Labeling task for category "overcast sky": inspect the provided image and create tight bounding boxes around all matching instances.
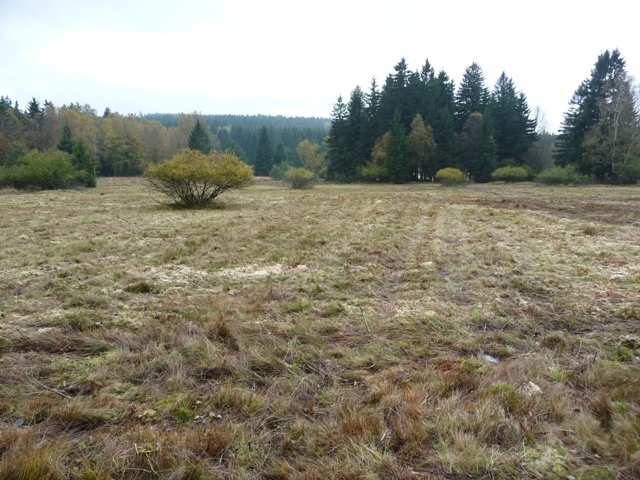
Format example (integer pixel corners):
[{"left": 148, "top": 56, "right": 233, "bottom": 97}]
[{"left": 1, "top": 0, "right": 638, "bottom": 131}]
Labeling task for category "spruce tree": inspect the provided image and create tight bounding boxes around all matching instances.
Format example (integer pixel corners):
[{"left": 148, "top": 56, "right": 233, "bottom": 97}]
[
  {"left": 57, "top": 125, "right": 74, "bottom": 154},
  {"left": 516, "top": 93, "right": 538, "bottom": 160},
  {"left": 346, "top": 86, "right": 367, "bottom": 179},
  {"left": 364, "top": 78, "right": 381, "bottom": 153},
  {"left": 188, "top": 120, "right": 212, "bottom": 154},
  {"left": 378, "top": 58, "right": 413, "bottom": 132},
  {"left": 327, "top": 96, "right": 350, "bottom": 180},
  {"left": 273, "top": 142, "right": 287, "bottom": 165},
  {"left": 385, "top": 111, "right": 410, "bottom": 183},
  {"left": 455, "top": 63, "right": 489, "bottom": 129},
  {"left": 431, "top": 71, "right": 457, "bottom": 171},
  {"left": 555, "top": 50, "right": 627, "bottom": 169},
  {"left": 581, "top": 56, "right": 639, "bottom": 181},
  {"left": 24, "top": 98, "right": 44, "bottom": 150},
  {"left": 419, "top": 59, "right": 436, "bottom": 120},
  {"left": 405, "top": 71, "right": 424, "bottom": 127},
  {"left": 420, "top": 59, "right": 435, "bottom": 84},
  {"left": 490, "top": 73, "right": 537, "bottom": 164},
  {"left": 254, "top": 126, "right": 273, "bottom": 176},
  {"left": 26, "top": 98, "right": 42, "bottom": 120}
]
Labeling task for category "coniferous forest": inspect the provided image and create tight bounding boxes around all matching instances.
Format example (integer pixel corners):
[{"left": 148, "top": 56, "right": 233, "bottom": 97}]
[
  {"left": 326, "top": 58, "right": 539, "bottom": 183},
  {"left": 327, "top": 50, "right": 639, "bottom": 184}
]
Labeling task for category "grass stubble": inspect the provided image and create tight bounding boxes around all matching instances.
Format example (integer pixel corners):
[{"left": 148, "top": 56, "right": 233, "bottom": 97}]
[{"left": 0, "top": 178, "right": 639, "bottom": 479}]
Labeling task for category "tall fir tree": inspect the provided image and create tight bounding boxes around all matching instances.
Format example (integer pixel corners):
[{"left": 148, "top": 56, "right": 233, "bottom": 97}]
[
  {"left": 580, "top": 55, "right": 639, "bottom": 181},
  {"left": 25, "top": 97, "right": 44, "bottom": 150},
  {"left": 378, "top": 58, "right": 413, "bottom": 132},
  {"left": 385, "top": 111, "right": 410, "bottom": 183},
  {"left": 405, "top": 71, "right": 424, "bottom": 127},
  {"left": 254, "top": 126, "right": 274, "bottom": 176},
  {"left": 273, "top": 142, "right": 287, "bottom": 165},
  {"left": 431, "top": 71, "right": 457, "bottom": 171},
  {"left": 419, "top": 59, "right": 436, "bottom": 120},
  {"left": 345, "top": 86, "right": 368, "bottom": 179},
  {"left": 490, "top": 72, "right": 537, "bottom": 164},
  {"left": 515, "top": 93, "right": 538, "bottom": 158},
  {"left": 188, "top": 119, "right": 212, "bottom": 154},
  {"left": 364, "top": 78, "right": 381, "bottom": 154},
  {"left": 555, "top": 49, "right": 626, "bottom": 169},
  {"left": 455, "top": 63, "right": 489, "bottom": 129},
  {"left": 327, "top": 96, "right": 351, "bottom": 180},
  {"left": 26, "top": 98, "right": 42, "bottom": 120}
]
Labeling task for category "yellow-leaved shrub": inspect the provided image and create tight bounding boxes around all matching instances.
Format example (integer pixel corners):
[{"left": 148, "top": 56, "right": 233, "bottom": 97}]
[
  {"left": 435, "top": 167, "right": 465, "bottom": 186},
  {"left": 145, "top": 150, "right": 253, "bottom": 206},
  {"left": 285, "top": 167, "right": 315, "bottom": 189}
]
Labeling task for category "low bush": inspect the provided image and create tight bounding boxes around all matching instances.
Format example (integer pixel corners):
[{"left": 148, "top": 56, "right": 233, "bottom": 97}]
[
  {"left": 0, "top": 149, "right": 84, "bottom": 190},
  {"left": 358, "top": 162, "right": 387, "bottom": 182},
  {"left": 145, "top": 150, "right": 253, "bottom": 207},
  {"left": 435, "top": 167, "right": 465, "bottom": 186},
  {"left": 270, "top": 162, "right": 292, "bottom": 180},
  {"left": 285, "top": 167, "right": 314, "bottom": 189},
  {"left": 491, "top": 165, "right": 531, "bottom": 182},
  {"left": 536, "top": 165, "right": 591, "bottom": 185}
]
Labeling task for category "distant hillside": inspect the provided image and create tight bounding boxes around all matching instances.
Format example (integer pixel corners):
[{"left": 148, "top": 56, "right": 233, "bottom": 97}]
[
  {"left": 145, "top": 113, "right": 330, "bottom": 130},
  {"left": 144, "top": 114, "right": 330, "bottom": 166}
]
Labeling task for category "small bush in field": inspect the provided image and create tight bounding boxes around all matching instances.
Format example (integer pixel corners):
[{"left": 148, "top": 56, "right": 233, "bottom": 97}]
[
  {"left": 358, "top": 162, "right": 387, "bottom": 182},
  {"left": 285, "top": 167, "right": 314, "bottom": 189},
  {"left": 145, "top": 150, "right": 253, "bottom": 207},
  {"left": 0, "top": 149, "right": 83, "bottom": 190},
  {"left": 269, "top": 162, "right": 291, "bottom": 180},
  {"left": 536, "top": 165, "right": 591, "bottom": 185},
  {"left": 435, "top": 167, "right": 465, "bottom": 186},
  {"left": 491, "top": 166, "right": 531, "bottom": 182}
]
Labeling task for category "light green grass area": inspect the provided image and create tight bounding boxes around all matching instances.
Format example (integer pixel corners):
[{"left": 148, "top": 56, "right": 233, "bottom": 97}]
[{"left": 1, "top": 178, "right": 639, "bottom": 479}]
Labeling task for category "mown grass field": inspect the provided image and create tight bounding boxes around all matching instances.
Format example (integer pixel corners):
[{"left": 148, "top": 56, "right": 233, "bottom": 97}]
[{"left": 1, "top": 178, "right": 639, "bottom": 480}]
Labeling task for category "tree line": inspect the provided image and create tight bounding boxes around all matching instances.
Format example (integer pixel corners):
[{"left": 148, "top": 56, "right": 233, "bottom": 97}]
[
  {"left": 145, "top": 113, "right": 328, "bottom": 172},
  {"left": 0, "top": 100, "right": 329, "bottom": 176},
  {"left": 186, "top": 118, "right": 327, "bottom": 179},
  {"left": 326, "top": 58, "right": 541, "bottom": 183},
  {"left": 327, "top": 51, "right": 639, "bottom": 184}
]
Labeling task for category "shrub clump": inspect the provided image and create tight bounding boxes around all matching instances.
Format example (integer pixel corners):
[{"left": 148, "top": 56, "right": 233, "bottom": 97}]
[
  {"left": 270, "top": 162, "right": 292, "bottom": 180},
  {"left": 435, "top": 167, "right": 465, "bottom": 186},
  {"left": 285, "top": 167, "right": 315, "bottom": 189},
  {"left": 145, "top": 150, "right": 253, "bottom": 207},
  {"left": 358, "top": 162, "right": 387, "bottom": 182},
  {"left": 536, "top": 165, "right": 591, "bottom": 185},
  {"left": 0, "top": 150, "right": 86, "bottom": 190},
  {"left": 491, "top": 165, "right": 531, "bottom": 182}
]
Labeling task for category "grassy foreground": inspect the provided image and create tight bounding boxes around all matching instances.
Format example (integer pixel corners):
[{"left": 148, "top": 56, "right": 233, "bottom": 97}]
[{"left": 1, "top": 178, "right": 639, "bottom": 479}]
